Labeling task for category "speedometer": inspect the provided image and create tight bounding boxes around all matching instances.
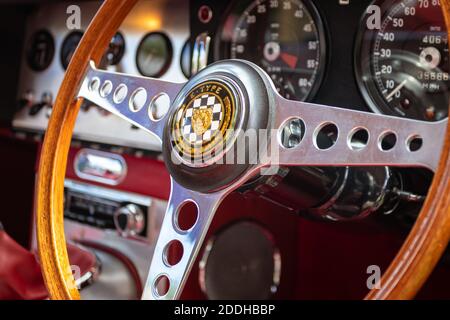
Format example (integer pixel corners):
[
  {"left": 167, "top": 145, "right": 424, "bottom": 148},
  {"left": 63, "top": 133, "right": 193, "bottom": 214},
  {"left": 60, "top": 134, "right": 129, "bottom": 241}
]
[
  {"left": 355, "top": 0, "right": 449, "bottom": 121},
  {"left": 216, "top": 0, "right": 326, "bottom": 101}
]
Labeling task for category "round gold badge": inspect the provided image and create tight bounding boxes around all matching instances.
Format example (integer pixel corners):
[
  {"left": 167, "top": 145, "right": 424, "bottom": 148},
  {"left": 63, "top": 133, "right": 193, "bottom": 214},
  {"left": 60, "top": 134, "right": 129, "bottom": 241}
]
[{"left": 171, "top": 80, "right": 237, "bottom": 163}]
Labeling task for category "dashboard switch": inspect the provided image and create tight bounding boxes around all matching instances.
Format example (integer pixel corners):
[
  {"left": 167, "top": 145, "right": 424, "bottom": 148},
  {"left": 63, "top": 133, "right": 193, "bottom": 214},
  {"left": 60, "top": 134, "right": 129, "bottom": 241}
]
[
  {"left": 29, "top": 102, "right": 46, "bottom": 116},
  {"left": 18, "top": 90, "right": 34, "bottom": 110},
  {"left": 198, "top": 5, "right": 213, "bottom": 24},
  {"left": 113, "top": 204, "right": 145, "bottom": 237},
  {"left": 29, "top": 91, "right": 52, "bottom": 116}
]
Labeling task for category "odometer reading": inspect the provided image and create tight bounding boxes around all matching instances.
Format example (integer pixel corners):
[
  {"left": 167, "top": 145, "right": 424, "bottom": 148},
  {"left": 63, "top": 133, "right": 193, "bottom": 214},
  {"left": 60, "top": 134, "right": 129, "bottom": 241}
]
[
  {"left": 217, "top": 0, "right": 326, "bottom": 101},
  {"left": 356, "top": 0, "right": 449, "bottom": 121}
]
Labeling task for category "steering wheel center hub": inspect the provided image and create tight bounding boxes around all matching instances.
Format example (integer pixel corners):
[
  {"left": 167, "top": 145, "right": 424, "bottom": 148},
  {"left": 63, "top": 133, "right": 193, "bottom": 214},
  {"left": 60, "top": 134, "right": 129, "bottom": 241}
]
[
  {"left": 162, "top": 60, "right": 272, "bottom": 192},
  {"left": 170, "top": 80, "right": 239, "bottom": 166}
]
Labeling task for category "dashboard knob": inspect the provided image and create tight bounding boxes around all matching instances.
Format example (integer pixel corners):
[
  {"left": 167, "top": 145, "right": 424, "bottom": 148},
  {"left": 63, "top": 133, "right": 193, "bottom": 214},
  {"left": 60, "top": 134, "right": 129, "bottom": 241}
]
[
  {"left": 18, "top": 90, "right": 34, "bottom": 110},
  {"left": 29, "top": 91, "right": 53, "bottom": 116},
  {"left": 113, "top": 204, "right": 145, "bottom": 236},
  {"left": 29, "top": 102, "right": 46, "bottom": 116}
]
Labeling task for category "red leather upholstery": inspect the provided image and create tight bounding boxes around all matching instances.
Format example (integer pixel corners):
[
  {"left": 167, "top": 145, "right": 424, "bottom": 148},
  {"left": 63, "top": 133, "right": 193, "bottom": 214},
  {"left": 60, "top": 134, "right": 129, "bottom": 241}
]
[
  {"left": 0, "top": 230, "right": 47, "bottom": 300},
  {"left": 0, "top": 229, "right": 97, "bottom": 300}
]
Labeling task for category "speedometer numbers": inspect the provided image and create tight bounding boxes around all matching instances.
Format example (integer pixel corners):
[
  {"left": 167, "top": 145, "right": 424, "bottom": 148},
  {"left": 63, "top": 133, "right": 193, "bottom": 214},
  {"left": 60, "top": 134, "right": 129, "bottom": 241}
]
[
  {"left": 356, "top": 0, "right": 449, "bottom": 121},
  {"left": 216, "top": 0, "right": 326, "bottom": 101}
]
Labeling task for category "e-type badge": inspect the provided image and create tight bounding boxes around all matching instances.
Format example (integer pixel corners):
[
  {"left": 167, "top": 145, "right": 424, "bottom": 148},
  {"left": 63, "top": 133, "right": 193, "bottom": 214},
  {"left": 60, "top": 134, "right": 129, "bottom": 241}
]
[{"left": 171, "top": 80, "right": 237, "bottom": 162}]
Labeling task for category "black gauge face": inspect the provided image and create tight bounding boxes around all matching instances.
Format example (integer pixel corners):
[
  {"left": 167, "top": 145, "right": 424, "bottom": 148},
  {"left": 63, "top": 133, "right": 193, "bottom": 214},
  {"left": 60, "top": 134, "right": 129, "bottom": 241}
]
[
  {"left": 105, "top": 32, "right": 125, "bottom": 66},
  {"left": 136, "top": 32, "right": 173, "bottom": 77},
  {"left": 356, "top": 0, "right": 449, "bottom": 121},
  {"left": 61, "top": 31, "right": 83, "bottom": 70},
  {"left": 27, "top": 30, "right": 55, "bottom": 71},
  {"left": 216, "top": 0, "right": 326, "bottom": 101}
]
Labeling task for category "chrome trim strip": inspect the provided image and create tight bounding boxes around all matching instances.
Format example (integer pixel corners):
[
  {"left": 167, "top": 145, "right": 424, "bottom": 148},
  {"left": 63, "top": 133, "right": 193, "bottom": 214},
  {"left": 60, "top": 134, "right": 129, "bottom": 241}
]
[
  {"left": 74, "top": 148, "right": 128, "bottom": 186},
  {"left": 64, "top": 179, "right": 152, "bottom": 207}
]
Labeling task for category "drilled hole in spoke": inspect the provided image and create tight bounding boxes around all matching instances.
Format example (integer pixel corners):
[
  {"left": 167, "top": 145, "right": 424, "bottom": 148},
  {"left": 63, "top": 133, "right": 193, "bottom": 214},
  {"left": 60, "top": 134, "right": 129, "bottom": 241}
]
[
  {"left": 175, "top": 201, "right": 198, "bottom": 232},
  {"left": 163, "top": 240, "right": 184, "bottom": 266},
  {"left": 100, "top": 80, "right": 113, "bottom": 97},
  {"left": 407, "top": 135, "right": 423, "bottom": 152},
  {"left": 89, "top": 77, "right": 100, "bottom": 92},
  {"left": 129, "top": 88, "right": 147, "bottom": 112},
  {"left": 113, "top": 84, "right": 128, "bottom": 104},
  {"left": 314, "top": 123, "right": 338, "bottom": 150},
  {"left": 153, "top": 275, "right": 170, "bottom": 297},
  {"left": 348, "top": 127, "right": 369, "bottom": 151},
  {"left": 379, "top": 132, "right": 397, "bottom": 151},
  {"left": 279, "top": 118, "right": 305, "bottom": 149},
  {"left": 149, "top": 93, "right": 170, "bottom": 121}
]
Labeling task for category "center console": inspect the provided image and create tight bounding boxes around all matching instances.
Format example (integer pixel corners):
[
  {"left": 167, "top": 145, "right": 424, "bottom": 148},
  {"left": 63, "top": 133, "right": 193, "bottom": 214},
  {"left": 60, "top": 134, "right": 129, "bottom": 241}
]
[{"left": 63, "top": 179, "right": 167, "bottom": 299}]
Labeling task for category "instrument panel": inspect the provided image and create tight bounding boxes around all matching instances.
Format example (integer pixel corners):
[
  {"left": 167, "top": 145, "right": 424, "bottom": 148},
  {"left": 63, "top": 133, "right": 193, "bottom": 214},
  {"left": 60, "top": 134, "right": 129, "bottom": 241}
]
[
  {"left": 12, "top": 0, "right": 450, "bottom": 153},
  {"left": 214, "top": 0, "right": 449, "bottom": 120},
  {"left": 14, "top": 0, "right": 189, "bottom": 151}
]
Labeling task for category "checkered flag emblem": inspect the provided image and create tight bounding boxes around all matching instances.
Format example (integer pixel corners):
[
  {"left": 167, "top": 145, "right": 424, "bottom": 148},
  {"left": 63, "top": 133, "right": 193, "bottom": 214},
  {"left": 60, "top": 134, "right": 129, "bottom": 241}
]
[{"left": 181, "top": 94, "right": 223, "bottom": 144}]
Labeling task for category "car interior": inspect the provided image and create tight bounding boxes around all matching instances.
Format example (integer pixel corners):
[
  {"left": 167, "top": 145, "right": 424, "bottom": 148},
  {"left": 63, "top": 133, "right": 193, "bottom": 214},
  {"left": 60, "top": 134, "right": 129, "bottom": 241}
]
[{"left": 0, "top": 0, "right": 449, "bottom": 300}]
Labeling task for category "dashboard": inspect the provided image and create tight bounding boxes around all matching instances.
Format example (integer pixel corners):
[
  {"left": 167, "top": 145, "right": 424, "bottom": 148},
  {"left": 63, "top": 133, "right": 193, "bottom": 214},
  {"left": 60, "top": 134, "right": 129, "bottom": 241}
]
[
  {"left": 12, "top": 0, "right": 449, "bottom": 152},
  {"left": 2, "top": 0, "right": 450, "bottom": 300}
]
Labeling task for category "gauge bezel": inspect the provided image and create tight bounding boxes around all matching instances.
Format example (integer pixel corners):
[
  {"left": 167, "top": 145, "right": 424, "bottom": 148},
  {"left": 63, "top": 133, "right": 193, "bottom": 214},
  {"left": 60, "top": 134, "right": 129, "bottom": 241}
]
[
  {"left": 135, "top": 31, "right": 173, "bottom": 78},
  {"left": 213, "top": 0, "right": 327, "bottom": 102},
  {"left": 354, "top": 0, "right": 449, "bottom": 121}
]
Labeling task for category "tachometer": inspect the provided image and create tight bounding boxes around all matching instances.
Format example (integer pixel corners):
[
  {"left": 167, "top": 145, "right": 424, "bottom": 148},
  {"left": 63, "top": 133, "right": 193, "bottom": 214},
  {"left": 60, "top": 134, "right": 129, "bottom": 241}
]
[
  {"left": 216, "top": 0, "right": 326, "bottom": 101},
  {"left": 355, "top": 0, "right": 449, "bottom": 121}
]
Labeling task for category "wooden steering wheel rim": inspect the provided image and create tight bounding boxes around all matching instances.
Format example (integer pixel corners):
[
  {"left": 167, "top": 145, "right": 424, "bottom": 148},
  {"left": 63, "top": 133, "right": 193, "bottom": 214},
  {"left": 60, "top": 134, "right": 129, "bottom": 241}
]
[{"left": 36, "top": 0, "right": 450, "bottom": 300}]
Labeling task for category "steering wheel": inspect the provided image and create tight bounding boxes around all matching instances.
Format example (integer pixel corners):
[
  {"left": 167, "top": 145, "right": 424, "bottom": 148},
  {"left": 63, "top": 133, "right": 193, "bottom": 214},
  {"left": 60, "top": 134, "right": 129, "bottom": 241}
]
[{"left": 36, "top": 0, "right": 450, "bottom": 300}]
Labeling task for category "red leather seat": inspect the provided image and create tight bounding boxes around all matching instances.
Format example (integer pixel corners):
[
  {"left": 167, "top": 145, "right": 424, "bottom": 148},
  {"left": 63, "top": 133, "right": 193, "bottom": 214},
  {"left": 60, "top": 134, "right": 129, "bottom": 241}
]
[{"left": 0, "top": 228, "right": 96, "bottom": 300}]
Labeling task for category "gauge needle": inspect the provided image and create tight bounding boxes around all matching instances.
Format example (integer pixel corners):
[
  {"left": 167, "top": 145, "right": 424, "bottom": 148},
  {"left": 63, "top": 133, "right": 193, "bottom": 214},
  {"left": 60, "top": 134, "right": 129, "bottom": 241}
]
[
  {"left": 280, "top": 52, "right": 298, "bottom": 69},
  {"left": 386, "top": 79, "right": 408, "bottom": 101}
]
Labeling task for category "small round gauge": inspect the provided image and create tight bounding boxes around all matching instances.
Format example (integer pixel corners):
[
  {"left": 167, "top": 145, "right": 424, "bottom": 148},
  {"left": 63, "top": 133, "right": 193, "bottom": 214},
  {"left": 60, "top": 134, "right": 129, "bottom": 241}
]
[
  {"left": 60, "top": 31, "right": 83, "bottom": 70},
  {"left": 180, "top": 39, "right": 191, "bottom": 79},
  {"left": 26, "top": 30, "right": 55, "bottom": 71},
  {"left": 216, "top": 0, "right": 326, "bottom": 101},
  {"left": 136, "top": 32, "right": 173, "bottom": 77},
  {"left": 355, "top": 0, "right": 449, "bottom": 121},
  {"left": 105, "top": 32, "right": 125, "bottom": 66}
]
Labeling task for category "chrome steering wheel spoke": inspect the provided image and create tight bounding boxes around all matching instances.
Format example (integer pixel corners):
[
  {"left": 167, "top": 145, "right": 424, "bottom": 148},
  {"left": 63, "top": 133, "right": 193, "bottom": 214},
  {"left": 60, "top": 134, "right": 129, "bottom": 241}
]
[
  {"left": 78, "top": 61, "right": 185, "bottom": 142},
  {"left": 141, "top": 179, "right": 227, "bottom": 300},
  {"left": 272, "top": 95, "right": 448, "bottom": 172}
]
